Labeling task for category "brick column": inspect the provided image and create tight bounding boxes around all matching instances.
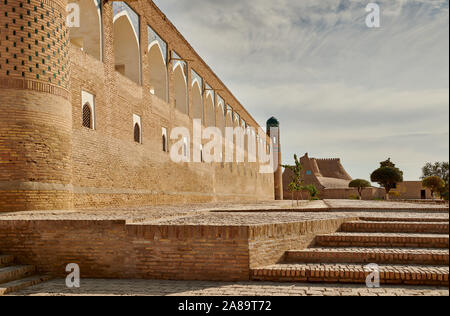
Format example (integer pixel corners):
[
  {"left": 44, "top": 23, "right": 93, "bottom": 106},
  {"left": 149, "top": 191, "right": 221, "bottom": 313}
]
[{"left": 0, "top": 0, "right": 73, "bottom": 211}]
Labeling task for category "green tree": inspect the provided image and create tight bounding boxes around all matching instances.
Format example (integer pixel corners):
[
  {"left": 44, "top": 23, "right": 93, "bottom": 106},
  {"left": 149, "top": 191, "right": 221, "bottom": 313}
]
[
  {"left": 349, "top": 179, "right": 371, "bottom": 200},
  {"left": 370, "top": 158, "right": 404, "bottom": 200},
  {"left": 380, "top": 158, "right": 397, "bottom": 168},
  {"left": 421, "top": 162, "right": 449, "bottom": 199},
  {"left": 422, "top": 176, "right": 445, "bottom": 200},
  {"left": 282, "top": 154, "right": 304, "bottom": 206}
]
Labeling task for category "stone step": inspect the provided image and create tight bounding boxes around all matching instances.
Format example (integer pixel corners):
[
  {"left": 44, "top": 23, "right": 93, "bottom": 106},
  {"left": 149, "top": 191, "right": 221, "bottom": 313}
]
[
  {"left": 251, "top": 263, "right": 449, "bottom": 286},
  {"left": 0, "top": 275, "right": 52, "bottom": 296},
  {"left": 359, "top": 217, "right": 449, "bottom": 223},
  {"left": 0, "top": 255, "right": 14, "bottom": 268},
  {"left": 285, "top": 248, "right": 449, "bottom": 265},
  {"left": 341, "top": 221, "right": 449, "bottom": 234},
  {"left": 315, "top": 233, "right": 449, "bottom": 248},
  {"left": 0, "top": 265, "right": 36, "bottom": 284}
]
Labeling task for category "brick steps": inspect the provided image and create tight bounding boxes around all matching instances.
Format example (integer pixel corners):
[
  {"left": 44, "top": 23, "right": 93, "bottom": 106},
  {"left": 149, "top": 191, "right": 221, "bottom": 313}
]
[
  {"left": 0, "top": 275, "right": 52, "bottom": 296},
  {"left": 0, "top": 255, "right": 14, "bottom": 268},
  {"left": 285, "top": 248, "right": 449, "bottom": 265},
  {"left": 340, "top": 221, "right": 449, "bottom": 234},
  {"left": 315, "top": 233, "right": 449, "bottom": 248},
  {"left": 0, "top": 254, "right": 50, "bottom": 296},
  {"left": 0, "top": 265, "right": 36, "bottom": 284},
  {"left": 359, "top": 217, "right": 449, "bottom": 223},
  {"left": 251, "top": 264, "right": 449, "bottom": 286},
  {"left": 252, "top": 216, "right": 450, "bottom": 287}
]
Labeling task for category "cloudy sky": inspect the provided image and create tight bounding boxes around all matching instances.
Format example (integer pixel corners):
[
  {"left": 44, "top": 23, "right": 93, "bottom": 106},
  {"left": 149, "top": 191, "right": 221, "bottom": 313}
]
[{"left": 154, "top": 0, "right": 449, "bottom": 181}]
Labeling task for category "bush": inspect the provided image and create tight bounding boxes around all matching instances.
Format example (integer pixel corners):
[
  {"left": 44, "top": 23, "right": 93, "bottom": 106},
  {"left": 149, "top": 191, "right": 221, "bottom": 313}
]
[
  {"left": 388, "top": 191, "right": 401, "bottom": 199},
  {"left": 303, "top": 184, "right": 319, "bottom": 199},
  {"left": 349, "top": 194, "right": 360, "bottom": 200}
]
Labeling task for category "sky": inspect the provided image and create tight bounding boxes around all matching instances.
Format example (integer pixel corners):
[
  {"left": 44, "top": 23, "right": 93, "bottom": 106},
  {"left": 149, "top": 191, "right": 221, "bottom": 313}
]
[{"left": 153, "top": 0, "right": 449, "bottom": 181}]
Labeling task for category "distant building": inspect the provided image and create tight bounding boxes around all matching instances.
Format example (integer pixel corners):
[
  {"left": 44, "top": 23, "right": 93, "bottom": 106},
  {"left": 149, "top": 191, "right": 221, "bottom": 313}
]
[
  {"left": 283, "top": 153, "right": 384, "bottom": 200},
  {"left": 390, "top": 181, "right": 433, "bottom": 200}
]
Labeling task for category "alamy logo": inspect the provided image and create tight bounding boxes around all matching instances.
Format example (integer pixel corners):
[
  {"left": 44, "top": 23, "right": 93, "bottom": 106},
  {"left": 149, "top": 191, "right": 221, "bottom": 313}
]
[
  {"left": 168, "top": 120, "right": 280, "bottom": 174},
  {"left": 366, "top": 3, "right": 381, "bottom": 28},
  {"left": 65, "top": 263, "right": 80, "bottom": 288},
  {"left": 365, "top": 263, "right": 380, "bottom": 288},
  {"left": 66, "top": 4, "right": 80, "bottom": 28}
]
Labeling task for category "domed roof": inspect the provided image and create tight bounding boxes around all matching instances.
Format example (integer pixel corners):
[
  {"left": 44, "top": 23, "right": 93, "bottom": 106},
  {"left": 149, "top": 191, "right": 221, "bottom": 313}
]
[{"left": 266, "top": 116, "right": 280, "bottom": 127}]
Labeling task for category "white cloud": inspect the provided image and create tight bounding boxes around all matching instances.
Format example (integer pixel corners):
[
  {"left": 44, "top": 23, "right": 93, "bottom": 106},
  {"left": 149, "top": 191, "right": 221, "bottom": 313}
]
[{"left": 154, "top": 0, "right": 449, "bottom": 180}]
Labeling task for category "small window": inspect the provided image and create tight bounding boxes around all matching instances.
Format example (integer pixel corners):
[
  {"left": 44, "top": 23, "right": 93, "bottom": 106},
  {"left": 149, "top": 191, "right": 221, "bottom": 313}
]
[
  {"left": 134, "top": 123, "right": 141, "bottom": 143},
  {"left": 162, "top": 127, "right": 168, "bottom": 152},
  {"left": 81, "top": 91, "right": 95, "bottom": 129},
  {"left": 82, "top": 103, "right": 92, "bottom": 129},
  {"left": 133, "top": 114, "right": 142, "bottom": 144},
  {"left": 200, "top": 144, "right": 203, "bottom": 162}
]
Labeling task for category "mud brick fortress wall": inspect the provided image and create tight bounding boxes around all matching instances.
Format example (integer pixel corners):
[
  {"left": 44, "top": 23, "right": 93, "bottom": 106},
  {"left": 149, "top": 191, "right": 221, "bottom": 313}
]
[
  {"left": 283, "top": 153, "right": 385, "bottom": 200},
  {"left": 0, "top": 0, "right": 275, "bottom": 212}
]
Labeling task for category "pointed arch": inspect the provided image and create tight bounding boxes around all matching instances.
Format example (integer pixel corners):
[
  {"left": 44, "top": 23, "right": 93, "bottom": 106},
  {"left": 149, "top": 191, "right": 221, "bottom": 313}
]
[
  {"left": 113, "top": 12, "right": 140, "bottom": 84},
  {"left": 134, "top": 123, "right": 141, "bottom": 143},
  {"left": 225, "top": 106, "right": 233, "bottom": 127},
  {"left": 69, "top": 0, "right": 102, "bottom": 60},
  {"left": 148, "top": 41, "right": 168, "bottom": 101},
  {"left": 205, "top": 93, "right": 215, "bottom": 128},
  {"left": 191, "top": 80, "right": 203, "bottom": 122},
  {"left": 216, "top": 103, "right": 225, "bottom": 136},
  {"left": 174, "top": 63, "right": 188, "bottom": 114}
]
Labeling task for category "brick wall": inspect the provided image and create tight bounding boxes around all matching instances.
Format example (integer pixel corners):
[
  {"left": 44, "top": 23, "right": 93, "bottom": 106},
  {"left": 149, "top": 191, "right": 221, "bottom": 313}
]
[
  {"left": 390, "top": 181, "right": 433, "bottom": 200},
  {"left": 0, "top": 219, "right": 248, "bottom": 281},
  {"left": 321, "top": 188, "right": 385, "bottom": 200},
  {"left": 0, "top": 0, "right": 275, "bottom": 212},
  {"left": 0, "top": 217, "right": 352, "bottom": 281}
]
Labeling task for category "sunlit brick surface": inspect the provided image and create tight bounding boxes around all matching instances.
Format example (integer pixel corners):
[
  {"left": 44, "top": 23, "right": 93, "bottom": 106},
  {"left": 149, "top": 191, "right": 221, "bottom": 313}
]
[
  {"left": 7, "top": 279, "right": 450, "bottom": 296},
  {"left": 0, "top": 0, "right": 275, "bottom": 212}
]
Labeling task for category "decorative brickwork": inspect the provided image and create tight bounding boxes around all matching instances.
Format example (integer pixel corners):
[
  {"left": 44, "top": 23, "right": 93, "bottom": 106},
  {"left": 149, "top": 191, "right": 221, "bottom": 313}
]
[{"left": 0, "top": 0, "right": 70, "bottom": 89}]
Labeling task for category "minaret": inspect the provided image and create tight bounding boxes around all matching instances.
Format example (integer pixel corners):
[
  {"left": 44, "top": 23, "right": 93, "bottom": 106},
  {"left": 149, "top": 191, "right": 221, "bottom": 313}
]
[
  {"left": 267, "top": 117, "right": 283, "bottom": 200},
  {"left": 0, "top": 0, "right": 73, "bottom": 211}
]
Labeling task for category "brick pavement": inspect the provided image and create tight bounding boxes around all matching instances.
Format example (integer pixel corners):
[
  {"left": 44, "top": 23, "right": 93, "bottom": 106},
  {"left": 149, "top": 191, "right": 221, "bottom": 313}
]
[{"left": 7, "top": 279, "right": 449, "bottom": 296}]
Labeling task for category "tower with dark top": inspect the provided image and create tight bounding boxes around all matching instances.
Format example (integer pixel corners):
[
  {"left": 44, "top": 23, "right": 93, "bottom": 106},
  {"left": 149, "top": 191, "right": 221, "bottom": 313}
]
[{"left": 267, "top": 117, "right": 283, "bottom": 200}]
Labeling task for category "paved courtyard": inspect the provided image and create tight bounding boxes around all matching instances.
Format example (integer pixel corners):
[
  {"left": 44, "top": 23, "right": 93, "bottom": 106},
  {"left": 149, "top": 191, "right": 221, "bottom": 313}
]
[
  {"left": 8, "top": 279, "right": 449, "bottom": 296},
  {"left": 0, "top": 200, "right": 447, "bottom": 224},
  {"left": 1, "top": 200, "right": 448, "bottom": 296}
]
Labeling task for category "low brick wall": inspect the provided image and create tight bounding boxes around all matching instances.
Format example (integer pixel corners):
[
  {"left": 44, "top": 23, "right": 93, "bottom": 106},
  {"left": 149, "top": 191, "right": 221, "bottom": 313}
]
[
  {"left": 248, "top": 217, "right": 358, "bottom": 269},
  {"left": 0, "top": 217, "right": 354, "bottom": 281}
]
